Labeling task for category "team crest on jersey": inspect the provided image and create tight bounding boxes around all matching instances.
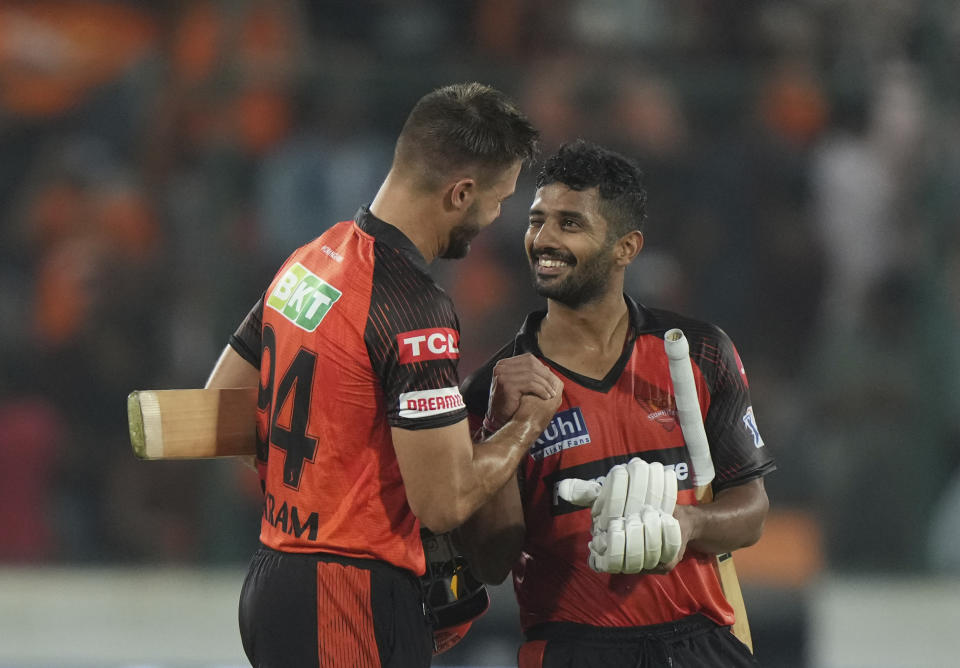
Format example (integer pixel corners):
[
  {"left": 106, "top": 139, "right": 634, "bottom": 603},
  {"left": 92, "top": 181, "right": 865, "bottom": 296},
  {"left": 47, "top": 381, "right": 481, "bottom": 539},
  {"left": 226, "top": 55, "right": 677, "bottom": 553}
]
[
  {"left": 530, "top": 407, "right": 590, "bottom": 460},
  {"left": 267, "top": 262, "right": 342, "bottom": 332},
  {"left": 632, "top": 377, "right": 679, "bottom": 432},
  {"left": 637, "top": 399, "right": 679, "bottom": 432},
  {"left": 742, "top": 406, "right": 764, "bottom": 448}
]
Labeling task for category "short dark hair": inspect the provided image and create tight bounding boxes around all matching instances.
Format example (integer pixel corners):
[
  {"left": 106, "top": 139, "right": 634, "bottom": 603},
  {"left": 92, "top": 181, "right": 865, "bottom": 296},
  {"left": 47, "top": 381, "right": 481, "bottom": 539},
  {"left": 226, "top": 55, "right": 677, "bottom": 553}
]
[
  {"left": 394, "top": 83, "right": 539, "bottom": 190},
  {"left": 536, "top": 140, "right": 647, "bottom": 237}
]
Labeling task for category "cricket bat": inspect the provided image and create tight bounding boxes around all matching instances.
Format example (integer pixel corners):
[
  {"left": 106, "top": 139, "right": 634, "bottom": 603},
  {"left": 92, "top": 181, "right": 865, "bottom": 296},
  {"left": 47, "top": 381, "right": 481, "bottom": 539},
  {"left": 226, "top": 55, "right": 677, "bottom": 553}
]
[
  {"left": 127, "top": 387, "right": 258, "bottom": 460},
  {"left": 664, "top": 329, "right": 753, "bottom": 652}
]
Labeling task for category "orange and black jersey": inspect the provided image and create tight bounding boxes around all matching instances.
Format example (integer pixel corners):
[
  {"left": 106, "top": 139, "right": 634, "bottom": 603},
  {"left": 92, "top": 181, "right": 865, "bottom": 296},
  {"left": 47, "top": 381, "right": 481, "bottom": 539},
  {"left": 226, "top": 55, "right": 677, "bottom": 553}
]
[
  {"left": 460, "top": 295, "right": 775, "bottom": 630},
  {"left": 230, "top": 207, "right": 467, "bottom": 576}
]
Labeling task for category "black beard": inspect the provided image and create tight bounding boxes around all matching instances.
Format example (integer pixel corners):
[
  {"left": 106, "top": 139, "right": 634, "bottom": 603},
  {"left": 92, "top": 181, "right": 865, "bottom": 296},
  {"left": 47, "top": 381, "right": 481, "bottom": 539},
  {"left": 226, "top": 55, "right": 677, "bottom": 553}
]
[
  {"left": 441, "top": 219, "right": 481, "bottom": 260},
  {"left": 529, "top": 246, "right": 613, "bottom": 308}
]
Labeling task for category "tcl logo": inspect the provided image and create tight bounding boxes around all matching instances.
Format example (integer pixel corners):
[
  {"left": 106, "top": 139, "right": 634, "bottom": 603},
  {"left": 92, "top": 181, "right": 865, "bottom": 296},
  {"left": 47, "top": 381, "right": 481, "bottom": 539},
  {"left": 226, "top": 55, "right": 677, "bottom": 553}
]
[{"left": 397, "top": 328, "right": 460, "bottom": 364}]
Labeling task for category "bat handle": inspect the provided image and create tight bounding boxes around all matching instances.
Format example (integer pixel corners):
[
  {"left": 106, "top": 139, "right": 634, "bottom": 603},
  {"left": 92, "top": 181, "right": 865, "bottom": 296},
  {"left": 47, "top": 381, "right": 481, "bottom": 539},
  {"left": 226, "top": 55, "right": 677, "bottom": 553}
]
[{"left": 664, "top": 328, "right": 715, "bottom": 488}]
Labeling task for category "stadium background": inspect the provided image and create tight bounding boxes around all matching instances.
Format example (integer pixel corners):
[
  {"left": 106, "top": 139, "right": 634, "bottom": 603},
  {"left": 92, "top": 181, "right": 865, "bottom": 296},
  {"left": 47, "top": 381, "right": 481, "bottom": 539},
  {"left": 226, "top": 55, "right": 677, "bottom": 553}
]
[{"left": 0, "top": 1, "right": 958, "bottom": 666}]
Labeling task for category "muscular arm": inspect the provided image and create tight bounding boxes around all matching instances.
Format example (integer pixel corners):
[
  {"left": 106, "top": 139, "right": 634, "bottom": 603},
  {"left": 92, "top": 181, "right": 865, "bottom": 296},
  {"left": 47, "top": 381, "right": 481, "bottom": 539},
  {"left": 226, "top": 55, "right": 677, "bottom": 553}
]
[
  {"left": 675, "top": 477, "right": 769, "bottom": 556},
  {"left": 205, "top": 345, "right": 260, "bottom": 389},
  {"left": 392, "top": 392, "right": 555, "bottom": 535},
  {"left": 457, "top": 465, "right": 525, "bottom": 585},
  {"left": 205, "top": 345, "right": 259, "bottom": 469},
  {"left": 448, "top": 353, "right": 562, "bottom": 582}
]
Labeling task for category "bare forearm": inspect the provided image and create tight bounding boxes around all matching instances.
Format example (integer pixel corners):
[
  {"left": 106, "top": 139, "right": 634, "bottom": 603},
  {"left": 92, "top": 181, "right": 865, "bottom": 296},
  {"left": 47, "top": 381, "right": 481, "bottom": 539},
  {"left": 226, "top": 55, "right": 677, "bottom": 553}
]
[
  {"left": 395, "top": 361, "right": 563, "bottom": 534},
  {"left": 682, "top": 478, "right": 769, "bottom": 555},
  {"left": 396, "top": 405, "right": 552, "bottom": 533},
  {"left": 205, "top": 345, "right": 259, "bottom": 470},
  {"left": 205, "top": 346, "right": 259, "bottom": 389},
  {"left": 440, "top": 416, "right": 542, "bottom": 532},
  {"left": 468, "top": 418, "right": 540, "bottom": 502},
  {"left": 459, "top": 472, "right": 525, "bottom": 584},
  {"left": 410, "top": 353, "right": 563, "bottom": 531}
]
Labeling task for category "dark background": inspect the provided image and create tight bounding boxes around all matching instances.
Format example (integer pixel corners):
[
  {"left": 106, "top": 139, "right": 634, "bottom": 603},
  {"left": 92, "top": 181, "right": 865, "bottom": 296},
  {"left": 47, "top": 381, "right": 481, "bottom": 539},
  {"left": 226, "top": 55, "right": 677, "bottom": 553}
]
[{"left": 1, "top": 2, "right": 959, "bottom": 666}]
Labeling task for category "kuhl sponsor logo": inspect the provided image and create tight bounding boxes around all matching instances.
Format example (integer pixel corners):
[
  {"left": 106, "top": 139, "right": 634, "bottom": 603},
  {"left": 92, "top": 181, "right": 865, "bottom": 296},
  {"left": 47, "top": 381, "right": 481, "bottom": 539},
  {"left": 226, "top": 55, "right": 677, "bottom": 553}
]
[
  {"left": 530, "top": 407, "right": 590, "bottom": 460},
  {"left": 267, "top": 262, "right": 342, "bottom": 332},
  {"left": 398, "top": 386, "right": 465, "bottom": 419},
  {"left": 397, "top": 328, "right": 460, "bottom": 364}
]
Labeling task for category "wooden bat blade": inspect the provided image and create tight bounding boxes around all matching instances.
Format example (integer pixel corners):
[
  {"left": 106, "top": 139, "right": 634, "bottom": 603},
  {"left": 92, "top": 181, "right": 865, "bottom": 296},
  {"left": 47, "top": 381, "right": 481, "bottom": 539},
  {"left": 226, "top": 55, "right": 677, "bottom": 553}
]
[
  {"left": 695, "top": 482, "right": 753, "bottom": 652},
  {"left": 718, "top": 552, "right": 753, "bottom": 651},
  {"left": 127, "top": 388, "right": 258, "bottom": 459}
]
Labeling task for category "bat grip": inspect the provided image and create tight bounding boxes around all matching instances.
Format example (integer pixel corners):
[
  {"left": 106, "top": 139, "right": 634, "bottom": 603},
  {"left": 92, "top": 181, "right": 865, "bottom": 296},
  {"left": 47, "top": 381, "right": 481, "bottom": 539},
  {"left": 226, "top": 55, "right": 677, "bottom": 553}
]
[{"left": 664, "top": 329, "right": 715, "bottom": 487}]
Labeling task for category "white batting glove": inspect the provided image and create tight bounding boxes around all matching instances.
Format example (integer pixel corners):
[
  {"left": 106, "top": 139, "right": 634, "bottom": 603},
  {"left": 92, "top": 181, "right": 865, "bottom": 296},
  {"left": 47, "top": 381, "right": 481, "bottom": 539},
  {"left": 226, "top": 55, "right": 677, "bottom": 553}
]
[
  {"left": 557, "top": 457, "right": 678, "bottom": 518},
  {"left": 587, "top": 508, "right": 682, "bottom": 574}
]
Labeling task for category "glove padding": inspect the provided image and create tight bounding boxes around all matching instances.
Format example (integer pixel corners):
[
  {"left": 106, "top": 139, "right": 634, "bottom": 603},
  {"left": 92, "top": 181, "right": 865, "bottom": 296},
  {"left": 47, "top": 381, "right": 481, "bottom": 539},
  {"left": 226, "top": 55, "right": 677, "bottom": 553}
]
[
  {"left": 587, "top": 508, "right": 682, "bottom": 574},
  {"left": 557, "top": 458, "right": 681, "bottom": 574},
  {"left": 557, "top": 457, "right": 678, "bottom": 520}
]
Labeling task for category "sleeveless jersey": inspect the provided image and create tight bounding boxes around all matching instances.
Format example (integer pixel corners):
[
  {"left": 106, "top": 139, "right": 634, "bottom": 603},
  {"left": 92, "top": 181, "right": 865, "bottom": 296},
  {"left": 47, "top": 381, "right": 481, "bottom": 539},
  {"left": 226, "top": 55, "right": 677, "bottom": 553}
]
[
  {"left": 230, "top": 207, "right": 468, "bottom": 576},
  {"left": 461, "top": 296, "right": 775, "bottom": 630}
]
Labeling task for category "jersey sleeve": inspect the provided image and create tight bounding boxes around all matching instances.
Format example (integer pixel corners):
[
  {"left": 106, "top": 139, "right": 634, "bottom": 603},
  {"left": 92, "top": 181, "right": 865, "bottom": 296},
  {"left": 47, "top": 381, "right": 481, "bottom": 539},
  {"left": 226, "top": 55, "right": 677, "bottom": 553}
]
[
  {"left": 365, "top": 245, "right": 468, "bottom": 431},
  {"left": 460, "top": 339, "right": 516, "bottom": 436},
  {"left": 228, "top": 295, "right": 264, "bottom": 367},
  {"left": 461, "top": 366, "right": 490, "bottom": 436},
  {"left": 694, "top": 326, "right": 776, "bottom": 491}
]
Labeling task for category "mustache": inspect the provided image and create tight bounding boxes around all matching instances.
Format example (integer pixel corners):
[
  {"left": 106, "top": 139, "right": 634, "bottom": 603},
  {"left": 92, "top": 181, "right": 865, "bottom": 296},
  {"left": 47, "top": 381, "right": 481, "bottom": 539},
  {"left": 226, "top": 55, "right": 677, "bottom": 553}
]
[{"left": 530, "top": 249, "right": 577, "bottom": 264}]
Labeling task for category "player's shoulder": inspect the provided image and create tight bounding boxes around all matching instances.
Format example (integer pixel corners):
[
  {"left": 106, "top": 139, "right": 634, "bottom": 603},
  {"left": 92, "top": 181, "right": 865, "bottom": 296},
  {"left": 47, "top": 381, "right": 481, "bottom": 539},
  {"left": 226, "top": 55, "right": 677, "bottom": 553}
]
[
  {"left": 366, "top": 246, "right": 457, "bottom": 341},
  {"left": 639, "top": 303, "right": 732, "bottom": 348},
  {"left": 637, "top": 302, "right": 745, "bottom": 387},
  {"left": 372, "top": 247, "right": 454, "bottom": 319},
  {"left": 280, "top": 221, "right": 358, "bottom": 265}
]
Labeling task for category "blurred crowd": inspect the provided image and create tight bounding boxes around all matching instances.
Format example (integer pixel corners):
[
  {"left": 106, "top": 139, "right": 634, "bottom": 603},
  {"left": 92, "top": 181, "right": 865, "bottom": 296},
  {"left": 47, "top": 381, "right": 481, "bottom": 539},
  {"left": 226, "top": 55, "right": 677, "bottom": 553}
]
[{"left": 1, "top": 0, "right": 959, "bottom": 577}]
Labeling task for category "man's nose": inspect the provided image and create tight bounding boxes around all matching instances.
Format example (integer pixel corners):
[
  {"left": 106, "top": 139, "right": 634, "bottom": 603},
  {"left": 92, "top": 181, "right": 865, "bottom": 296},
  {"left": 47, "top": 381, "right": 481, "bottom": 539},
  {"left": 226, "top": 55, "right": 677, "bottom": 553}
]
[{"left": 532, "top": 222, "right": 559, "bottom": 248}]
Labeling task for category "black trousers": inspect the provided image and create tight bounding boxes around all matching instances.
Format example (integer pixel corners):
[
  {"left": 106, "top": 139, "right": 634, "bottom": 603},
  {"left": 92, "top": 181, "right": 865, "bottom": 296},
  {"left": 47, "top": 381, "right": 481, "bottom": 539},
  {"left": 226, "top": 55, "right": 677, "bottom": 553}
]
[
  {"left": 239, "top": 546, "right": 432, "bottom": 668},
  {"left": 519, "top": 615, "right": 760, "bottom": 668}
]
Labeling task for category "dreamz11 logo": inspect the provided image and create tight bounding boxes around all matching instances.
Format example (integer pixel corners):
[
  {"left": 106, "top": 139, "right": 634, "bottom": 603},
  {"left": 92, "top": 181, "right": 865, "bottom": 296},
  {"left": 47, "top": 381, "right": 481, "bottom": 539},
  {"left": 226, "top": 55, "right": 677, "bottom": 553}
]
[
  {"left": 267, "top": 262, "right": 342, "bottom": 332},
  {"left": 530, "top": 407, "right": 590, "bottom": 460}
]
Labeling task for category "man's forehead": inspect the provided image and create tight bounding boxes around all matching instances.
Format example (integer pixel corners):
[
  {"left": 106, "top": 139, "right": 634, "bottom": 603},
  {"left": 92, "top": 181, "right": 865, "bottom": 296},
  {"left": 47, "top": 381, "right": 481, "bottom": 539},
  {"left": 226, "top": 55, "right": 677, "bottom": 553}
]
[
  {"left": 530, "top": 183, "right": 601, "bottom": 213},
  {"left": 493, "top": 161, "right": 523, "bottom": 195}
]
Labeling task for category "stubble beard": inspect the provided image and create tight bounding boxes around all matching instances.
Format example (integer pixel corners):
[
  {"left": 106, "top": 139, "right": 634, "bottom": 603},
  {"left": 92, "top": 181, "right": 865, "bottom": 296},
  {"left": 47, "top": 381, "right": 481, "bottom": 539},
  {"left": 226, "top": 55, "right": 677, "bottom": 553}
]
[
  {"left": 441, "top": 205, "right": 482, "bottom": 260},
  {"left": 530, "top": 244, "right": 615, "bottom": 308}
]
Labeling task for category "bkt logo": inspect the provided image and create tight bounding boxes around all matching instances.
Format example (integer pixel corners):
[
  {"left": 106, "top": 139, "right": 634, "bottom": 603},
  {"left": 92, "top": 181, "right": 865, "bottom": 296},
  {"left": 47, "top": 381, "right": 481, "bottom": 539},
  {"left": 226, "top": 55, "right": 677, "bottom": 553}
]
[
  {"left": 397, "top": 328, "right": 459, "bottom": 364},
  {"left": 267, "top": 262, "right": 342, "bottom": 332},
  {"left": 530, "top": 407, "right": 590, "bottom": 460}
]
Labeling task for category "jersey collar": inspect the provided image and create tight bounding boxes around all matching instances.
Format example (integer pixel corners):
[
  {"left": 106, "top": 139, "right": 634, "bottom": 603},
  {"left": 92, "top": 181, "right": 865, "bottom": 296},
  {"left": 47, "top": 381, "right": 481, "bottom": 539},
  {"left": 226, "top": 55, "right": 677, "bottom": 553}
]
[
  {"left": 513, "top": 294, "right": 648, "bottom": 392},
  {"left": 354, "top": 206, "right": 431, "bottom": 275}
]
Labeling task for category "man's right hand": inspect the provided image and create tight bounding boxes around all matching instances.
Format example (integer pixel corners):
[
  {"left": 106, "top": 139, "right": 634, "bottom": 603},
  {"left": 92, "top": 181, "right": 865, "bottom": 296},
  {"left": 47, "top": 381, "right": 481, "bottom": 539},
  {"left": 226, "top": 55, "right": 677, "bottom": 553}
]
[
  {"left": 485, "top": 354, "right": 563, "bottom": 433},
  {"left": 558, "top": 458, "right": 679, "bottom": 520},
  {"left": 558, "top": 458, "right": 682, "bottom": 574},
  {"left": 587, "top": 507, "right": 682, "bottom": 573}
]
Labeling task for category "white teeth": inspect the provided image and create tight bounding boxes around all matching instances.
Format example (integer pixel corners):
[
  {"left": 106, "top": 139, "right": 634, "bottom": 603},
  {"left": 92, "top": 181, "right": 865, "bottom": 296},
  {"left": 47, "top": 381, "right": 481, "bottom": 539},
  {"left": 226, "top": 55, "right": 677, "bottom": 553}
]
[{"left": 538, "top": 258, "right": 567, "bottom": 268}]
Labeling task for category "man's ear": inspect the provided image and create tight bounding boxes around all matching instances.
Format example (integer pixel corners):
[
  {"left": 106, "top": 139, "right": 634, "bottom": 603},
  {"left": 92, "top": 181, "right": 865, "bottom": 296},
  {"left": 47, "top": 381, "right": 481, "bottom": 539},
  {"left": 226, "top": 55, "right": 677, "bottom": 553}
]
[
  {"left": 447, "top": 178, "right": 476, "bottom": 211},
  {"left": 616, "top": 231, "right": 644, "bottom": 266}
]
